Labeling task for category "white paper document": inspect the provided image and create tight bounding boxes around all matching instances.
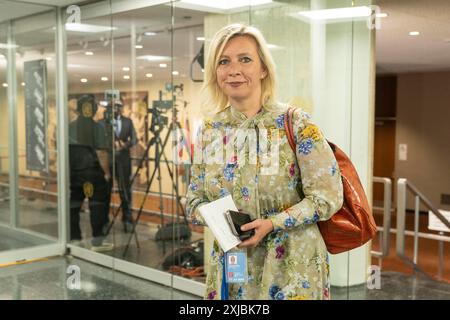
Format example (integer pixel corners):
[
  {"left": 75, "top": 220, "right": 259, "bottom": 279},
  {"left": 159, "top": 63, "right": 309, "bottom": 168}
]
[{"left": 198, "top": 195, "right": 241, "bottom": 252}]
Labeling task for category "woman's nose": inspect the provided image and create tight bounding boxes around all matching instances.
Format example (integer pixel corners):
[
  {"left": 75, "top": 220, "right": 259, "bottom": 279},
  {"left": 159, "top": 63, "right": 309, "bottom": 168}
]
[{"left": 228, "top": 61, "right": 242, "bottom": 76}]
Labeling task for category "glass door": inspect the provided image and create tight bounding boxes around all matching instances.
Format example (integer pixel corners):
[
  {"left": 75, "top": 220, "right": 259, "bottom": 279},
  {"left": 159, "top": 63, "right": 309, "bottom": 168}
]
[{"left": 0, "top": 2, "right": 61, "bottom": 260}]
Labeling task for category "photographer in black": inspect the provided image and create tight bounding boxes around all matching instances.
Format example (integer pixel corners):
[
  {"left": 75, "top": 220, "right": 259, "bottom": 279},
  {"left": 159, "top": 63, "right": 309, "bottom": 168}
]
[{"left": 69, "top": 94, "right": 113, "bottom": 252}]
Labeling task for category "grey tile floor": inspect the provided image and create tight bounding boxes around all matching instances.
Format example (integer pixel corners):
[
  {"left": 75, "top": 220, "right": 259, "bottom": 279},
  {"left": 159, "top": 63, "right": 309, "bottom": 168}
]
[
  {"left": 0, "top": 256, "right": 200, "bottom": 300},
  {"left": 331, "top": 271, "right": 450, "bottom": 300},
  {"left": 0, "top": 198, "right": 204, "bottom": 274},
  {"left": 1, "top": 255, "right": 450, "bottom": 300},
  {"left": 2, "top": 198, "right": 450, "bottom": 300}
]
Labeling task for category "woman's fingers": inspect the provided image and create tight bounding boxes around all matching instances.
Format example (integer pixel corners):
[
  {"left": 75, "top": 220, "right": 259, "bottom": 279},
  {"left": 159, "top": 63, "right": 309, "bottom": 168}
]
[{"left": 240, "top": 219, "right": 259, "bottom": 231}]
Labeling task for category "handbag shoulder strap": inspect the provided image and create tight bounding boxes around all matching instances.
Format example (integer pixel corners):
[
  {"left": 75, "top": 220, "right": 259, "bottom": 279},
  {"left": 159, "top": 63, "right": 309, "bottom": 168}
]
[{"left": 284, "top": 106, "right": 296, "bottom": 153}]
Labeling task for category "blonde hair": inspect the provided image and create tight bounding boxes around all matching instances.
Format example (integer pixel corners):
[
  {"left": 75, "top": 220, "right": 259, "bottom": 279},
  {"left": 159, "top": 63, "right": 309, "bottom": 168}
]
[{"left": 201, "top": 23, "right": 278, "bottom": 115}]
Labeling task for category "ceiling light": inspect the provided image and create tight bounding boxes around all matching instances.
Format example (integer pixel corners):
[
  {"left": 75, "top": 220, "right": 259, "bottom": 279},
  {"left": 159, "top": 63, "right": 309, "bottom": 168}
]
[
  {"left": 80, "top": 78, "right": 88, "bottom": 83},
  {"left": 409, "top": 31, "right": 420, "bottom": 36},
  {"left": 85, "top": 51, "right": 94, "bottom": 55},
  {"left": 294, "top": 6, "right": 372, "bottom": 21},
  {"left": 172, "top": 71, "right": 179, "bottom": 76},
  {"left": 196, "top": 37, "right": 205, "bottom": 41},
  {"left": 267, "top": 43, "right": 285, "bottom": 50},
  {"left": 137, "top": 55, "right": 171, "bottom": 62},
  {"left": 135, "top": 45, "right": 143, "bottom": 49},
  {"left": 0, "top": 43, "right": 19, "bottom": 49},
  {"left": 2, "top": 83, "right": 7, "bottom": 87},
  {"left": 144, "top": 31, "right": 156, "bottom": 36},
  {"left": 178, "top": 0, "right": 272, "bottom": 10},
  {"left": 21, "top": 82, "right": 25, "bottom": 86},
  {"left": 376, "top": 13, "right": 388, "bottom": 18},
  {"left": 122, "top": 67, "right": 130, "bottom": 71},
  {"left": 46, "top": 57, "right": 52, "bottom": 61},
  {"left": 123, "top": 75, "right": 130, "bottom": 80},
  {"left": 65, "top": 23, "right": 116, "bottom": 33},
  {"left": 101, "top": 77, "right": 108, "bottom": 81},
  {"left": 145, "top": 73, "right": 153, "bottom": 78},
  {"left": 159, "top": 63, "right": 167, "bottom": 68}
]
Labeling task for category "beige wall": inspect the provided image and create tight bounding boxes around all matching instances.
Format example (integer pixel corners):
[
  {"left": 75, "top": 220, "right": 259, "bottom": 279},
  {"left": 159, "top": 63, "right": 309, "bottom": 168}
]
[{"left": 396, "top": 71, "right": 450, "bottom": 211}]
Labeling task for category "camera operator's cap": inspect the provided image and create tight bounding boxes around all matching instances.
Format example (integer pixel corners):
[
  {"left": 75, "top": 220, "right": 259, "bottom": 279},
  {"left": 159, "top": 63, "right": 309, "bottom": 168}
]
[{"left": 77, "top": 94, "right": 97, "bottom": 118}]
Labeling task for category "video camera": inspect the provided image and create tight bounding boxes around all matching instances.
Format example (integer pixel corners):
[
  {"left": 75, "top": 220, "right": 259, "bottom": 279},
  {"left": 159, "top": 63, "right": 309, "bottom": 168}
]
[{"left": 149, "top": 90, "right": 174, "bottom": 130}]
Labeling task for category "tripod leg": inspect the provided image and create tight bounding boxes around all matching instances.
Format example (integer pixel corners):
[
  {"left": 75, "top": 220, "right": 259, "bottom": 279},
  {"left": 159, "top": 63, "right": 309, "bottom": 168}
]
[
  {"left": 123, "top": 138, "right": 162, "bottom": 257},
  {"left": 159, "top": 123, "right": 188, "bottom": 224},
  {"left": 105, "top": 139, "right": 152, "bottom": 236},
  {"left": 117, "top": 161, "right": 140, "bottom": 248},
  {"left": 156, "top": 137, "right": 165, "bottom": 255}
]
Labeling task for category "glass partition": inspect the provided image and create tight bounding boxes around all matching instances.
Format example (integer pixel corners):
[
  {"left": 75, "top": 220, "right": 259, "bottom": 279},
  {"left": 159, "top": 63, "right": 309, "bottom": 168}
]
[
  {"left": 14, "top": 11, "right": 59, "bottom": 239},
  {"left": 63, "top": 0, "right": 374, "bottom": 298},
  {"left": 0, "top": 5, "right": 60, "bottom": 254},
  {"left": 65, "top": 0, "right": 114, "bottom": 253},
  {"left": 0, "top": 24, "right": 9, "bottom": 227},
  {"left": 1, "top": 0, "right": 375, "bottom": 299}
]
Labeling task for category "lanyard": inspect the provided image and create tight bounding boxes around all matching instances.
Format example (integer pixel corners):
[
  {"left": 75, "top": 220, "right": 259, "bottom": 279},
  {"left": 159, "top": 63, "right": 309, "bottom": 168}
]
[{"left": 221, "top": 253, "right": 229, "bottom": 300}]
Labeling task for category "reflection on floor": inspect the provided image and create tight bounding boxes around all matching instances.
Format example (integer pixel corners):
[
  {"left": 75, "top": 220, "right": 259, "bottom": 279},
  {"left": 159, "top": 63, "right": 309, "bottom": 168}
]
[
  {"left": 2, "top": 198, "right": 449, "bottom": 300},
  {"left": 0, "top": 198, "right": 58, "bottom": 252},
  {"left": 0, "top": 198, "right": 205, "bottom": 282},
  {"left": 75, "top": 206, "right": 205, "bottom": 280},
  {"left": 331, "top": 271, "right": 450, "bottom": 300},
  {"left": 1, "top": 256, "right": 450, "bottom": 300},
  {"left": 0, "top": 256, "right": 199, "bottom": 300},
  {"left": 0, "top": 197, "right": 58, "bottom": 238},
  {"left": 0, "top": 225, "right": 52, "bottom": 251}
]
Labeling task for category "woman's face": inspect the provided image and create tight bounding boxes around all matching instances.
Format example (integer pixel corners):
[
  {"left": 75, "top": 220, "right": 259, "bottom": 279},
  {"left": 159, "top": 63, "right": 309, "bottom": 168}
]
[{"left": 216, "top": 35, "right": 267, "bottom": 106}]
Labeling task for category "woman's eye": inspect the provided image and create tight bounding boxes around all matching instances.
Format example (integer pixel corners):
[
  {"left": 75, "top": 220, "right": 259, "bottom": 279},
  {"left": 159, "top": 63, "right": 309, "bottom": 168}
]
[
  {"left": 241, "top": 57, "right": 252, "bottom": 63},
  {"left": 218, "top": 59, "right": 229, "bottom": 65}
]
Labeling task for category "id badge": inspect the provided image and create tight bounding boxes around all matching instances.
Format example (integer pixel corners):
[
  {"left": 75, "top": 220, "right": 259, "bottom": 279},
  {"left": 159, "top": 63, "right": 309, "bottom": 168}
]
[{"left": 225, "top": 250, "right": 248, "bottom": 283}]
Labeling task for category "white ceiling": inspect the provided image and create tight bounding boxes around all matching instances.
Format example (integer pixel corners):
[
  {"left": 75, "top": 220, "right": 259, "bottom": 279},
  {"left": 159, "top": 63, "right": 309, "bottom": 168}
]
[
  {"left": 0, "top": 0, "right": 89, "bottom": 23},
  {"left": 2, "top": 0, "right": 450, "bottom": 83},
  {"left": 376, "top": 0, "right": 450, "bottom": 74},
  {"left": 0, "top": 3, "right": 207, "bottom": 84}
]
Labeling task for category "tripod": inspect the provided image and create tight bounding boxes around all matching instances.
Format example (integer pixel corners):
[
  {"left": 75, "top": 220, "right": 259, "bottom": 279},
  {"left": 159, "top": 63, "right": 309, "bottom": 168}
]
[{"left": 121, "top": 92, "right": 191, "bottom": 258}]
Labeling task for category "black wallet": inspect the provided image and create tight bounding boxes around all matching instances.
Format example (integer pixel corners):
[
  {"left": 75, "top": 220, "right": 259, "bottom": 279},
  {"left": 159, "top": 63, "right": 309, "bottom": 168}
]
[{"left": 224, "top": 210, "right": 255, "bottom": 241}]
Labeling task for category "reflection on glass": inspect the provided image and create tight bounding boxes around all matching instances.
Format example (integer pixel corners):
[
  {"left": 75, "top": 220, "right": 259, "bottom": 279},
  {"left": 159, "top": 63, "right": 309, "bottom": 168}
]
[
  {"left": 15, "top": 17, "right": 59, "bottom": 240},
  {"left": 66, "top": 1, "right": 114, "bottom": 252},
  {"left": 61, "top": 0, "right": 370, "bottom": 299},
  {"left": 0, "top": 7, "right": 59, "bottom": 252},
  {"left": 0, "top": 24, "right": 9, "bottom": 229}
]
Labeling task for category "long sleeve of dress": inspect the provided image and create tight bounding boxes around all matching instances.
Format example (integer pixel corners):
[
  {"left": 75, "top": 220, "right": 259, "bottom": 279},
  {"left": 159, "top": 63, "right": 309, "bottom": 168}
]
[{"left": 269, "top": 109, "right": 343, "bottom": 231}]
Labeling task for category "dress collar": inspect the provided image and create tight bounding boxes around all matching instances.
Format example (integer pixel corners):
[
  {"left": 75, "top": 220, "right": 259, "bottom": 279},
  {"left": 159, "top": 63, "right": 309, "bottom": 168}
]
[{"left": 229, "top": 105, "right": 265, "bottom": 123}]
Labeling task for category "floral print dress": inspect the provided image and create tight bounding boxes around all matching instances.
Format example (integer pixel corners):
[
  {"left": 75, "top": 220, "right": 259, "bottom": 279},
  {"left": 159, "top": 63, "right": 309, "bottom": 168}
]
[{"left": 186, "top": 103, "right": 343, "bottom": 300}]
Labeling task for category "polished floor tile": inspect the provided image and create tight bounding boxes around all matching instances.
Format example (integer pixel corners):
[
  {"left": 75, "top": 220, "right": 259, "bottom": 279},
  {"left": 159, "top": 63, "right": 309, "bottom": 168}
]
[{"left": 0, "top": 256, "right": 199, "bottom": 300}]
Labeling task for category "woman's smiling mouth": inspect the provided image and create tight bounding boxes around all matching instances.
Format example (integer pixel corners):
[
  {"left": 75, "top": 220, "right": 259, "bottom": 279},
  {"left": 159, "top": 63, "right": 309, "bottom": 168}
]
[{"left": 226, "top": 81, "right": 245, "bottom": 87}]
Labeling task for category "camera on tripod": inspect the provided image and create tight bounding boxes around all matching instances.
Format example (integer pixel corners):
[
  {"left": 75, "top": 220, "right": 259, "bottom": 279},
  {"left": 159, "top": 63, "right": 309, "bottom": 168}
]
[{"left": 149, "top": 90, "right": 174, "bottom": 131}]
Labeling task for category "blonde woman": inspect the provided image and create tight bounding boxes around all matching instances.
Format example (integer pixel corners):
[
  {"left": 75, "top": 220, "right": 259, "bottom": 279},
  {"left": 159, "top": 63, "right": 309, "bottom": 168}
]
[{"left": 186, "top": 23, "right": 343, "bottom": 300}]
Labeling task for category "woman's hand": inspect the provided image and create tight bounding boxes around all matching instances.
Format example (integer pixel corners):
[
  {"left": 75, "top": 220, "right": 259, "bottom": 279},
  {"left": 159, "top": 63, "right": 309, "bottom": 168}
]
[{"left": 238, "top": 218, "right": 274, "bottom": 249}]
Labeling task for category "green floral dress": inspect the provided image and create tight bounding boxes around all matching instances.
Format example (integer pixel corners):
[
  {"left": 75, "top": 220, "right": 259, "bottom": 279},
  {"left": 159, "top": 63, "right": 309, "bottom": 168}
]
[{"left": 186, "top": 103, "right": 343, "bottom": 300}]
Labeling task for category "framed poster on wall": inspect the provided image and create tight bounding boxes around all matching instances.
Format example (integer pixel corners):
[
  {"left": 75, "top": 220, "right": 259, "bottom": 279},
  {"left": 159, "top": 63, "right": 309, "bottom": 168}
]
[{"left": 24, "top": 59, "right": 48, "bottom": 172}]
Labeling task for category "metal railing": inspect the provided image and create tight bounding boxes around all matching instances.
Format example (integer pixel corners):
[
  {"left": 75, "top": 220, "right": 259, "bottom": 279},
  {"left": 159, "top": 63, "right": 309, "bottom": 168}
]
[
  {"left": 396, "top": 178, "right": 450, "bottom": 278},
  {"left": 372, "top": 177, "right": 392, "bottom": 259}
]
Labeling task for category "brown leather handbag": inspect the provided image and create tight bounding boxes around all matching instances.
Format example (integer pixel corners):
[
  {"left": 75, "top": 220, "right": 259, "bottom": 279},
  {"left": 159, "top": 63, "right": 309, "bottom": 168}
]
[{"left": 284, "top": 107, "right": 377, "bottom": 254}]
